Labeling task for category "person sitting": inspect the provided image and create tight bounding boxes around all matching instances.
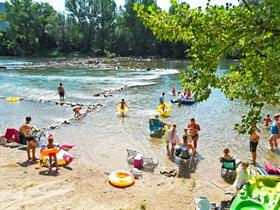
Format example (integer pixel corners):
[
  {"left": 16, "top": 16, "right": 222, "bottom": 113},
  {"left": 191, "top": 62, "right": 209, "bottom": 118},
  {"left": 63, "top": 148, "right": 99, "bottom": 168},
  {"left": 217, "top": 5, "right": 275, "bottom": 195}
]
[
  {"left": 219, "top": 148, "right": 233, "bottom": 162},
  {"left": 47, "top": 133, "right": 58, "bottom": 172},
  {"left": 263, "top": 114, "right": 272, "bottom": 127},
  {"left": 73, "top": 106, "right": 82, "bottom": 118},
  {"left": 19, "top": 116, "right": 38, "bottom": 160},
  {"left": 175, "top": 135, "right": 196, "bottom": 160},
  {"left": 119, "top": 99, "right": 128, "bottom": 110},
  {"left": 149, "top": 115, "right": 164, "bottom": 129},
  {"left": 235, "top": 161, "right": 249, "bottom": 195}
]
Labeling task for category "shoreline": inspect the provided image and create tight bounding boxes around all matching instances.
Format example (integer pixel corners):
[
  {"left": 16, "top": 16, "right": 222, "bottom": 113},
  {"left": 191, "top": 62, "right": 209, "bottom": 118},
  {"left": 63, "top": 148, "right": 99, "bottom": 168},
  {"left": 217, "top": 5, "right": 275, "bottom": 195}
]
[{"left": 0, "top": 145, "right": 201, "bottom": 210}]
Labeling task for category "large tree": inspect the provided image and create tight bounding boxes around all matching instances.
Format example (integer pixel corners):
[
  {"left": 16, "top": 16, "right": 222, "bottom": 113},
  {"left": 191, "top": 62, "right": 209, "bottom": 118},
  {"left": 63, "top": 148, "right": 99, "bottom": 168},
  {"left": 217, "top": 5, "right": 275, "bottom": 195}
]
[
  {"left": 4, "top": 0, "right": 57, "bottom": 55},
  {"left": 137, "top": 0, "right": 280, "bottom": 133}
]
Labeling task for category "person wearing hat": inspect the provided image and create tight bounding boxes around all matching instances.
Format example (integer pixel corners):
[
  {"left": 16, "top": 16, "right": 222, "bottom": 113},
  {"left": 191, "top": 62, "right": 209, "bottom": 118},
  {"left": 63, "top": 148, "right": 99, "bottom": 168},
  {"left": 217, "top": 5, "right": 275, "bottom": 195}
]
[
  {"left": 235, "top": 161, "right": 249, "bottom": 195},
  {"left": 73, "top": 106, "right": 82, "bottom": 118},
  {"left": 268, "top": 113, "right": 280, "bottom": 150}
]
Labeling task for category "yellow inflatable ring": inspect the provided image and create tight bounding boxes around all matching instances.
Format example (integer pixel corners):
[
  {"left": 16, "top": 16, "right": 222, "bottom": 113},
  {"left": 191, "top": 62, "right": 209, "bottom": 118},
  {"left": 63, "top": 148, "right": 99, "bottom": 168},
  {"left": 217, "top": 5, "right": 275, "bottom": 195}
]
[
  {"left": 117, "top": 104, "right": 128, "bottom": 114},
  {"left": 108, "top": 170, "right": 135, "bottom": 188},
  {"left": 157, "top": 103, "right": 172, "bottom": 117},
  {"left": 41, "top": 148, "right": 60, "bottom": 156},
  {"left": 6, "top": 97, "right": 22, "bottom": 103}
]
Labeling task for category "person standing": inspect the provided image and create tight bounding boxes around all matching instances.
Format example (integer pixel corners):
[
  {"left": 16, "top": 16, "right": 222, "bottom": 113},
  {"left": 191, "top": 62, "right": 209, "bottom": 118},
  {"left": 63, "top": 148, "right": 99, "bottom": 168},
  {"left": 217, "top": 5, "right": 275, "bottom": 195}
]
[
  {"left": 159, "top": 92, "right": 165, "bottom": 105},
  {"left": 167, "top": 123, "right": 180, "bottom": 158},
  {"left": 249, "top": 122, "right": 260, "bottom": 166},
  {"left": 185, "top": 118, "right": 201, "bottom": 150},
  {"left": 268, "top": 113, "right": 280, "bottom": 150},
  {"left": 57, "top": 83, "right": 65, "bottom": 100},
  {"left": 19, "top": 116, "right": 37, "bottom": 160}
]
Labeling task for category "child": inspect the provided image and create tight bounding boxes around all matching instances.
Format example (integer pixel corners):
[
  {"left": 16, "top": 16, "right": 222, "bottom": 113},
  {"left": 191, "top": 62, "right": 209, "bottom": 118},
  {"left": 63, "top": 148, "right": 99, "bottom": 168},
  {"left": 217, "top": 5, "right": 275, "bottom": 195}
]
[
  {"left": 171, "top": 87, "right": 176, "bottom": 96},
  {"left": 263, "top": 114, "right": 272, "bottom": 127},
  {"left": 119, "top": 99, "right": 128, "bottom": 110},
  {"left": 47, "top": 134, "right": 58, "bottom": 172},
  {"left": 219, "top": 148, "right": 233, "bottom": 162},
  {"left": 167, "top": 124, "right": 180, "bottom": 158},
  {"left": 235, "top": 161, "right": 249, "bottom": 195},
  {"left": 185, "top": 88, "right": 192, "bottom": 100},
  {"left": 73, "top": 106, "right": 82, "bottom": 118}
]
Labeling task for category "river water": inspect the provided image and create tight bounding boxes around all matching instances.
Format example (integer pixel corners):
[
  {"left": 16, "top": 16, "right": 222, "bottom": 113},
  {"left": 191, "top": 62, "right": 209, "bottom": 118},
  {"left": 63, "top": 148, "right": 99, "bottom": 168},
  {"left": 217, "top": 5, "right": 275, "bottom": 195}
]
[{"left": 0, "top": 57, "right": 279, "bottom": 179}]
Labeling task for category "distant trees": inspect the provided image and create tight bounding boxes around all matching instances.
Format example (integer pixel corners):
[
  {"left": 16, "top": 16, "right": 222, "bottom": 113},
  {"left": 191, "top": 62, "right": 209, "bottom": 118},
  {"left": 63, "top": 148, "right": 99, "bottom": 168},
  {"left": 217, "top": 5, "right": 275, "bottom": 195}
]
[{"left": 0, "top": 0, "right": 188, "bottom": 57}]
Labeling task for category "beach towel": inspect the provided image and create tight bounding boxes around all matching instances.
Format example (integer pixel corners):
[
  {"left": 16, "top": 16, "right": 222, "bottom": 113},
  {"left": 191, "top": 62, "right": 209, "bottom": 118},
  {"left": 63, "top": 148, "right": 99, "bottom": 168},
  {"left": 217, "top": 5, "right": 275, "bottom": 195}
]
[{"left": 4, "top": 128, "right": 19, "bottom": 143}]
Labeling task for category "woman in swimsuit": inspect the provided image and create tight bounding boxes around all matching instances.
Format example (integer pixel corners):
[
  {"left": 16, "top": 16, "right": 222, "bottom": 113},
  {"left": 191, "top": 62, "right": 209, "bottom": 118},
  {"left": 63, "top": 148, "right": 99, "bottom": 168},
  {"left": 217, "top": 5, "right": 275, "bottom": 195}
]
[
  {"left": 268, "top": 113, "right": 280, "bottom": 150},
  {"left": 185, "top": 118, "right": 201, "bottom": 150}
]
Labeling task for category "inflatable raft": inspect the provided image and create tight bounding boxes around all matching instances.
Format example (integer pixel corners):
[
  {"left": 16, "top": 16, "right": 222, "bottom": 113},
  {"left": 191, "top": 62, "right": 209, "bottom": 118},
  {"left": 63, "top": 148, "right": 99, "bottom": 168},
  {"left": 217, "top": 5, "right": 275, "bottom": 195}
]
[
  {"left": 6, "top": 97, "right": 23, "bottom": 103},
  {"left": 157, "top": 103, "right": 171, "bottom": 117},
  {"left": 117, "top": 104, "right": 128, "bottom": 116},
  {"left": 171, "top": 98, "right": 195, "bottom": 105},
  {"left": 230, "top": 175, "right": 280, "bottom": 210}
]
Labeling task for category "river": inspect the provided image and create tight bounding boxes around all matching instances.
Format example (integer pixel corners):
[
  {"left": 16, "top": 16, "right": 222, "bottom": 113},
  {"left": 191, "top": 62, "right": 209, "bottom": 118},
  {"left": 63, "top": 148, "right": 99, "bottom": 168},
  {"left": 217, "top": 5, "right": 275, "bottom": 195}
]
[{"left": 0, "top": 57, "right": 279, "bottom": 181}]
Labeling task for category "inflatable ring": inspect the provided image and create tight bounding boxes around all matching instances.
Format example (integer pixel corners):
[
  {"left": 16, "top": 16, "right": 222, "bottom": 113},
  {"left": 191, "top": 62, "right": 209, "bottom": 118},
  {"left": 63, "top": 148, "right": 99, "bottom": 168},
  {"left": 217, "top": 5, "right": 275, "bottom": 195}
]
[
  {"left": 6, "top": 97, "right": 22, "bottom": 103},
  {"left": 117, "top": 104, "right": 128, "bottom": 114},
  {"left": 108, "top": 170, "right": 135, "bottom": 188},
  {"left": 40, "top": 148, "right": 60, "bottom": 156},
  {"left": 157, "top": 103, "right": 172, "bottom": 117}
]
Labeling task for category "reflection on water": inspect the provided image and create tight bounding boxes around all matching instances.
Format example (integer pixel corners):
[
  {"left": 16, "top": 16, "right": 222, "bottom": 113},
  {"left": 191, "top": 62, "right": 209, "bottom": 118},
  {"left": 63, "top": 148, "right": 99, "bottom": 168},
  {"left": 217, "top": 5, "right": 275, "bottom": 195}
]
[{"left": 0, "top": 58, "right": 279, "bottom": 181}]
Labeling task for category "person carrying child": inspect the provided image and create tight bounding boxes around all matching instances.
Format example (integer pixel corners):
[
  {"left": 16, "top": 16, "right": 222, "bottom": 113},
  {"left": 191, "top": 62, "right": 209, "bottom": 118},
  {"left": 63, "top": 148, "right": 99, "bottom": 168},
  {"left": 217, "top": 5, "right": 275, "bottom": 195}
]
[{"left": 47, "top": 133, "right": 58, "bottom": 172}]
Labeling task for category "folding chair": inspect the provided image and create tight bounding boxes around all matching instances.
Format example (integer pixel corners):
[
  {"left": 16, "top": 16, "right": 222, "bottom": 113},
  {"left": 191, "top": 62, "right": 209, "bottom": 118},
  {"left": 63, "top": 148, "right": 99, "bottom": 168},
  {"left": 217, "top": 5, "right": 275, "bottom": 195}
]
[
  {"left": 142, "top": 156, "right": 159, "bottom": 169},
  {"left": 126, "top": 148, "right": 140, "bottom": 163},
  {"left": 221, "top": 159, "right": 236, "bottom": 179}
]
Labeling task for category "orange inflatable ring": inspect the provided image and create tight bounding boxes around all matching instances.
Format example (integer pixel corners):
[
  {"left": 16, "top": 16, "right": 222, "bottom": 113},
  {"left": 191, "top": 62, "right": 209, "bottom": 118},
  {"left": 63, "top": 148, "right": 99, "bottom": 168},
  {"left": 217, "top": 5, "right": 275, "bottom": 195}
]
[
  {"left": 41, "top": 148, "right": 60, "bottom": 156},
  {"left": 108, "top": 170, "right": 135, "bottom": 188}
]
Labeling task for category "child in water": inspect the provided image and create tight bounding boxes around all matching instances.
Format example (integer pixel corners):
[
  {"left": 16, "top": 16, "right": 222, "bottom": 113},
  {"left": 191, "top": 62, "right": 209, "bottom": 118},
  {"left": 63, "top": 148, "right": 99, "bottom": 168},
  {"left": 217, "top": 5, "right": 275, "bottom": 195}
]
[
  {"left": 171, "top": 87, "right": 176, "bottom": 96},
  {"left": 73, "top": 106, "right": 82, "bottom": 118},
  {"left": 47, "top": 134, "right": 58, "bottom": 172},
  {"left": 119, "top": 99, "right": 128, "bottom": 110},
  {"left": 185, "top": 88, "right": 192, "bottom": 100},
  {"left": 263, "top": 114, "right": 272, "bottom": 127}
]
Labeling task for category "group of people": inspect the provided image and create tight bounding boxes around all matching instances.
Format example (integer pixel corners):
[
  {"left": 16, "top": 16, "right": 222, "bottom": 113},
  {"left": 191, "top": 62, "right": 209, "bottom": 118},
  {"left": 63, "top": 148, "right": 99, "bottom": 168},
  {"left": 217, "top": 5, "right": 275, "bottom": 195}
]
[
  {"left": 166, "top": 118, "right": 201, "bottom": 160},
  {"left": 171, "top": 87, "right": 192, "bottom": 100},
  {"left": 19, "top": 116, "right": 58, "bottom": 172}
]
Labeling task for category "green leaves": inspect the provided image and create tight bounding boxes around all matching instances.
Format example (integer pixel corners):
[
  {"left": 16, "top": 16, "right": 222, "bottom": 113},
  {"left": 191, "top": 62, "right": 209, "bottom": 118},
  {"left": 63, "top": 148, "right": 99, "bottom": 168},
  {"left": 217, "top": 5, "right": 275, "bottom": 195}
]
[{"left": 137, "top": 0, "right": 280, "bottom": 134}]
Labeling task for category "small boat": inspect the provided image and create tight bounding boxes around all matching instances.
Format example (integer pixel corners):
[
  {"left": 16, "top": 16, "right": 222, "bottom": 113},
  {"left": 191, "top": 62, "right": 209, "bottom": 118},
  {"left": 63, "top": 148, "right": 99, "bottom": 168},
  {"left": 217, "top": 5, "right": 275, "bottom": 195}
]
[
  {"left": 230, "top": 175, "right": 280, "bottom": 210},
  {"left": 171, "top": 98, "right": 195, "bottom": 105}
]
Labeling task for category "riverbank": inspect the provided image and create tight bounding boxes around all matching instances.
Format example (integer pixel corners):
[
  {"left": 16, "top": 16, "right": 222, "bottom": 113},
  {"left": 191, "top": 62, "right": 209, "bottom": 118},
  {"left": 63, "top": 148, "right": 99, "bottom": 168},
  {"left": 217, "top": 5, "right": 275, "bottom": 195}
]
[{"left": 0, "top": 145, "right": 199, "bottom": 210}]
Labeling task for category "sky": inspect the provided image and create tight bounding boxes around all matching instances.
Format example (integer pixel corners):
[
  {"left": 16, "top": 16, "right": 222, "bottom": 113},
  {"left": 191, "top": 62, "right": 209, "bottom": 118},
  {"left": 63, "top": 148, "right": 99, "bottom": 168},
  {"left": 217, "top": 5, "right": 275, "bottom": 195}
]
[{"left": 0, "top": 0, "right": 239, "bottom": 12}]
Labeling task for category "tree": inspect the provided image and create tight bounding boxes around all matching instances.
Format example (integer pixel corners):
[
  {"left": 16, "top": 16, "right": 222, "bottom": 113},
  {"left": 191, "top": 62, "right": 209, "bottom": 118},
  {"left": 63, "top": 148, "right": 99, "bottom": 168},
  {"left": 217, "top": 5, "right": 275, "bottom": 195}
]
[
  {"left": 137, "top": 0, "right": 280, "bottom": 133},
  {"left": 95, "top": 0, "right": 117, "bottom": 55},
  {"left": 4, "top": 0, "right": 57, "bottom": 55}
]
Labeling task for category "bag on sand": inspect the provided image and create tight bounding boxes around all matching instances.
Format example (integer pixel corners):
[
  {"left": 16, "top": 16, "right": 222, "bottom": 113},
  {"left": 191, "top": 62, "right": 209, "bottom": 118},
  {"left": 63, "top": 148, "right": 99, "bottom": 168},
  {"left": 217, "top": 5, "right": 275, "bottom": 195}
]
[{"left": 0, "top": 135, "right": 7, "bottom": 145}]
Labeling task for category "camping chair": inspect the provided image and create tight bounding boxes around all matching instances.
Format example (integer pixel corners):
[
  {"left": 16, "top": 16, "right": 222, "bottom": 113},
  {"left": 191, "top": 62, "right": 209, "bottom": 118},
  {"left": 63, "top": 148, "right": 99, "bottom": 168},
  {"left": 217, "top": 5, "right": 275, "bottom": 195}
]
[
  {"left": 221, "top": 159, "right": 236, "bottom": 179},
  {"left": 142, "top": 156, "right": 159, "bottom": 169},
  {"left": 126, "top": 148, "right": 140, "bottom": 163}
]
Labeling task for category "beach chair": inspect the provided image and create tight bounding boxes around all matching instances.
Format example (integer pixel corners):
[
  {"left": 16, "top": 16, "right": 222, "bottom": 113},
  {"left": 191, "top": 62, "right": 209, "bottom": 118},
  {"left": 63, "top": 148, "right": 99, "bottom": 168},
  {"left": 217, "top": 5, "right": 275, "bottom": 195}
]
[
  {"left": 221, "top": 159, "right": 236, "bottom": 179},
  {"left": 142, "top": 156, "right": 159, "bottom": 169},
  {"left": 126, "top": 148, "right": 140, "bottom": 163}
]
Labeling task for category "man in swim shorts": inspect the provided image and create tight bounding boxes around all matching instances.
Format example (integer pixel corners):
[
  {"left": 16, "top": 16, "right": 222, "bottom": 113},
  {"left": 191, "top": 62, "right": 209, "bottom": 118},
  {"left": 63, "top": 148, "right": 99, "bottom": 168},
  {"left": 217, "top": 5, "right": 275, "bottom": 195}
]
[
  {"left": 57, "top": 83, "right": 65, "bottom": 100},
  {"left": 249, "top": 122, "right": 260, "bottom": 166},
  {"left": 19, "top": 116, "right": 37, "bottom": 160}
]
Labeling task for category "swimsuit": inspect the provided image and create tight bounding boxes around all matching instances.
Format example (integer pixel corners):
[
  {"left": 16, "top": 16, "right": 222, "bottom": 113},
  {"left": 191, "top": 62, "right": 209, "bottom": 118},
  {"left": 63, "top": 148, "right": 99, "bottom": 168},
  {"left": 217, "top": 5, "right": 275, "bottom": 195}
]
[
  {"left": 271, "top": 123, "right": 278, "bottom": 135},
  {"left": 250, "top": 141, "right": 258, "bottom": 152}
]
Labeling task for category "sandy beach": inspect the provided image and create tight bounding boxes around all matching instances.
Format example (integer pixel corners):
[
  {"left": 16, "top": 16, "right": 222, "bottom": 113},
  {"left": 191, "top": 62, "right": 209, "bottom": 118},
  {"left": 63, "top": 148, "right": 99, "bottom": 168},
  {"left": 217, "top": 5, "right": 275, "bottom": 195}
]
[{"left": 0, "top": 145, "right": 201, "bottom": 210}]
